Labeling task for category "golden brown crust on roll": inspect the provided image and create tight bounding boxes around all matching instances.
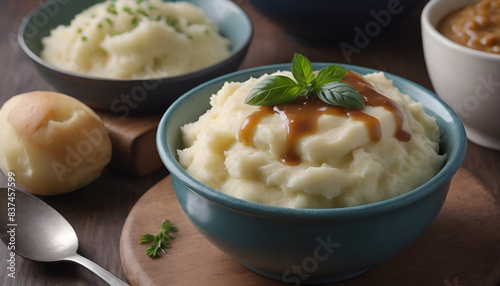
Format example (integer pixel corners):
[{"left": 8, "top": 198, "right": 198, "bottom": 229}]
[{"left": 0, "top": 91, "right": 112, "bottom": 195}]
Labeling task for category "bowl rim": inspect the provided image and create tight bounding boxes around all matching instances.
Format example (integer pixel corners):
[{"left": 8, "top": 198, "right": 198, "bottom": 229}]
[
  {"left": 421, "top": 0, "right": 500, "bottom": 61},
  {"left": 17, "top": 0, "right": 254, "bottom": 83},
  {"left": 157, "top": 63, "right": 467, "bottom": 219}
]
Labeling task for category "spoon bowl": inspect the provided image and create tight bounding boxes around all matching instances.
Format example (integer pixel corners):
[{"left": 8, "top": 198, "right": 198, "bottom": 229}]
[{"left": 0, "top": 188, "right": 128, "bottom": 286}]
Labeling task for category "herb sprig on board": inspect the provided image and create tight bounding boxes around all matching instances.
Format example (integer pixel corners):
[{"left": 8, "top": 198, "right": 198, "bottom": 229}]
[
  {"left": 244, "top": 53, "right": 364, "bottom": 109},
  {"left": 140, "top": 219, "right": 178, "bottom": 259}
]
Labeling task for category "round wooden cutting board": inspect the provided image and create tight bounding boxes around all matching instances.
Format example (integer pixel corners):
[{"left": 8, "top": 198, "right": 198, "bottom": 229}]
[{"left": 119, "top": 169, "right": 500, "bottom": 286}]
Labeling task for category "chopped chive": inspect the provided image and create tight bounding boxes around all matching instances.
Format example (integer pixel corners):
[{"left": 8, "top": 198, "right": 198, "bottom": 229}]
[
  {"left": 132, "top": 17, "right": 139, "bottom": 25},
  {"left": 82, "top": 36, "right": 88, "bottom": 42},
  {"left": 166, "top": 17, "right": 178, "bottom": 27},
  {"left": 123, "top": 6, "right": 133, "bottom": 15},
  {"left": 204, "top": 29, "right": 209, "bottom": 35},
  {"left": 148, "top": 5, "right": 156, "bottom": 11},
  {"left": 98, "top": 23, "right": 103, "bottom": 29},
  {"left": 136, "top": 8, "right": 148, "bottom": 17},
  {"left": 106, "top": 17, "right": 113, "bottom": 25},
  {"left": 77, "top": 27, "right": 82, "bottom": 33},
  {"left": 137, "top": 0, "right": 144, "bottom": 3},
  {"left": 107, "top": 3, "right": 118, "bottom": 15}
]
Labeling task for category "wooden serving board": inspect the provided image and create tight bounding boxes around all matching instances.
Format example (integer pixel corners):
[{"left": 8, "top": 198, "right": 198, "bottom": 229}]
[
  {"left": 97, "top": 112, "right": 162, "bottom": 176},
  {"left": 119, "top": 169, "right": 500, "bottom": 286}
]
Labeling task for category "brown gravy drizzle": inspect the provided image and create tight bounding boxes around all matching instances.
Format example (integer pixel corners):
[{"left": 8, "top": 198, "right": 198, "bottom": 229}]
[{"left": 239, "top": 71, "right": 411, "bottom": 166}]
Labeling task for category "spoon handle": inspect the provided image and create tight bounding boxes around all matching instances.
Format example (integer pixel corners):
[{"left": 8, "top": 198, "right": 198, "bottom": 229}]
[{"left": 65, "top": 254, "right": 129, "bottom": 286}]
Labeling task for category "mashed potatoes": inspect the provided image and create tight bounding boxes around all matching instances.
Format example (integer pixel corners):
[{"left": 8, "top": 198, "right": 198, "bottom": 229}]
[
  {"left": 41, "top": 0, "right": 230, "bottom": 79},
  {"left": 178, "top": 71, "right": 446, "bottom": 208}
]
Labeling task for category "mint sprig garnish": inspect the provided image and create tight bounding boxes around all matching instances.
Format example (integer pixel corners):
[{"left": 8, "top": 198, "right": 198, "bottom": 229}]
[{"left": 244, "top": 53, "right": 364, "bottom": 109}]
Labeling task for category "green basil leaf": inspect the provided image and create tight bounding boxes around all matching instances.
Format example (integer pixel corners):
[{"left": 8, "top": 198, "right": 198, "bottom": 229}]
[
  {"left": 245, "top": 75, "right": 303, "bottom": 106},
  {"left": 314, "top": 65, "right": 347, "bottom": 88},
  {"left": 317, "top": 81, "right": 364, "bottom": 109},
  {"left": 292, "top": 53, "right": 315, "bottom": 85}
]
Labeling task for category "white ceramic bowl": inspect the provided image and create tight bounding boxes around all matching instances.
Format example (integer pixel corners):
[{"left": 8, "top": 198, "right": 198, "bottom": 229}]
[{"left": 422, "top": 0, "right": 500, "bottom": 150}]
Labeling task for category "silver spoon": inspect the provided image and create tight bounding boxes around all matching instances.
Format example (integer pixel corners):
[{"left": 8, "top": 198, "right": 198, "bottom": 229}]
[{"left": 0, "top": 188, "right": 129, "bottom": 286}]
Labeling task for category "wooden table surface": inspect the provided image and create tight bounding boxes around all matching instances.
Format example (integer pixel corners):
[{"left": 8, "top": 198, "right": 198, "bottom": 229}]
[{"left": 1, "top": 1, "right": 499, "bottom": 285}]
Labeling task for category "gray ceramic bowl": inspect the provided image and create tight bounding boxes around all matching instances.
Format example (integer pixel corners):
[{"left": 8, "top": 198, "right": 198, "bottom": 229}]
[
  {"left": 250, "top": 0, "right": 423, "bottom": 45},
  {"left": 157, "top": 63, "right": 466, "bottom": 283},
  {"left": 18, "top": 0, "right": 252, "bottom": 115}
]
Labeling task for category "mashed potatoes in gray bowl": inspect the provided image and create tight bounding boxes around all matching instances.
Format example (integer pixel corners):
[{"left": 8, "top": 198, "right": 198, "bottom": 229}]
[
  {"left": 41, "top": 0, "right": 230, "bottom": 79},
  {"left": 178, "top": 69, "right": 446, "bottom": 208}
]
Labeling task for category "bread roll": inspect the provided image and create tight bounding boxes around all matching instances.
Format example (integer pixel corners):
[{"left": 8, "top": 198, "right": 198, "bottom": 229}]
[{"left": 0, "top": 91, "right": 112, "bottom": 195}]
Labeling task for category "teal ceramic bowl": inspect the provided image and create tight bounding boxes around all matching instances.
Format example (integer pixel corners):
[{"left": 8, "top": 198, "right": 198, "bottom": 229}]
[
  {"left": 157, "top": 64, "right": 467, "bottom": 284},
  {"left": 18, "top": 0, "right": 252, "bottom": 115}
]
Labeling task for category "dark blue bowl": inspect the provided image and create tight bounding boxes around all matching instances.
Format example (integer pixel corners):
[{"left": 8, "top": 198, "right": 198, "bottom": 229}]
[
  {"left": 157, "top": 63, "right": 466, "bottom": 283},
  {"left": 18, "top": 0, "right": 253, "bottom": 115},
  {"left": 250, "top": 0, "right": 423, "bottom": 45}
]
